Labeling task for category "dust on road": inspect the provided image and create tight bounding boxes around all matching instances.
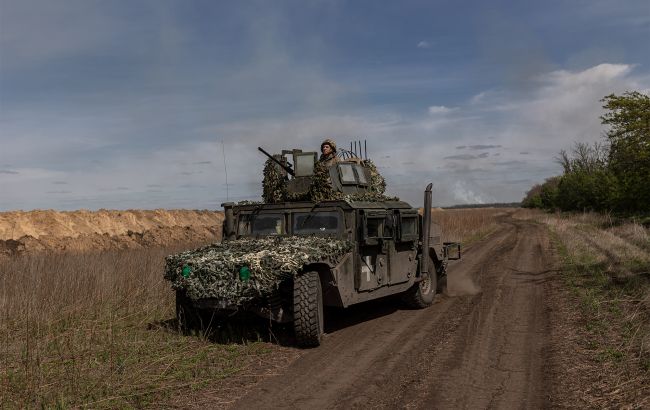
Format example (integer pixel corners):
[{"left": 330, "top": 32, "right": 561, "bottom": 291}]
[{"left": 231, "top": 213, "right": 558, "bottom": 409}]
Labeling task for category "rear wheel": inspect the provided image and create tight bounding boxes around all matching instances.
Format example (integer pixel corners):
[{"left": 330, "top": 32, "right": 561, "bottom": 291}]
[
  {"left": 293, "top": 271, "right": 324, "bottom": 347},
  {"left": 402, "top": 257, "right": 437, "bottom": 308}
]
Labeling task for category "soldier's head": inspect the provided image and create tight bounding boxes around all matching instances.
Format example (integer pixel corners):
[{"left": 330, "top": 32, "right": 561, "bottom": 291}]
[{"left": 321, "top": 139, "right": 337, "bottom": 156}]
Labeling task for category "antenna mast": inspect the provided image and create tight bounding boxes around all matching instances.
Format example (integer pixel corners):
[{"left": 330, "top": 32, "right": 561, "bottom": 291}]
[{"left": 221, "top": 139, "right": 229, "bottom": 201}]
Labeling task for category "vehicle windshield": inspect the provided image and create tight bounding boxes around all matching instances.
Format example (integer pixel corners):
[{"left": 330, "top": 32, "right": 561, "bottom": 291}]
[
  {"left": 238, "top": 213, "right": 284, "bottom": 236},
  {"left": 292, "top": 211, "right": 340, "bottom": 235}
]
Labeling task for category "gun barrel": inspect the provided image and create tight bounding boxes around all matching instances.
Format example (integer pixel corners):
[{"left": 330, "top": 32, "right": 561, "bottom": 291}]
[{"left": 258, "top": 147, "right": 295, "bottom": 176}]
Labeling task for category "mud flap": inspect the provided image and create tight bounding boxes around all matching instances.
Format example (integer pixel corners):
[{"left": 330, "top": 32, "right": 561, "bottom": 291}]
[{"left": 443, "top": 242, "right": 461, "bottom": 260}]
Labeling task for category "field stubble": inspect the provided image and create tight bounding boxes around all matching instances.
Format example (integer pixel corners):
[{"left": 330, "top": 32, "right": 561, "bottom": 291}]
[
  {"left": 523, "top": 209, "right": 650, "bottom": 407},
  {"left": 0, "top": 208, "right": 503, "bottom": 408}
]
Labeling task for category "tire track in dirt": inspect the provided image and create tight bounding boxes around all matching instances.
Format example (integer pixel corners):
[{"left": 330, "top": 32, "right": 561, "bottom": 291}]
[{"left": 231, "top": 216, "right": 555, "bottom": 409}]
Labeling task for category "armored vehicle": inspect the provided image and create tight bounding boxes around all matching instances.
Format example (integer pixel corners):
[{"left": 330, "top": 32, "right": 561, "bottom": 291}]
[{"left": 164, "top": 144, "right": 461, "bottom": 347}]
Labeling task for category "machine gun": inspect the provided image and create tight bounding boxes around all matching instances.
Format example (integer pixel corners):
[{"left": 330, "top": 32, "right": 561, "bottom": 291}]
[{"left": 258, "top": 147, "right": 295, "bottom": 177}]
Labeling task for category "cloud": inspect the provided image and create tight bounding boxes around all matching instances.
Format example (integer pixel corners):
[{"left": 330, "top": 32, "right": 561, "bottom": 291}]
[
  {"left": 444, "top": 154, "right": 477, "bottom": 160},
  {"left": 428, "top": 105, "right": 454, "bottom": 115},
  {"left": 52, "top": 180, "right": 68, "bottom": 184},
  {"left": 467, "top": 144, "right": 501, "bottom": 149},
  {"left": 470, "top": 91, "right": 488, "bottom": 104},
  {"left": 493, "top": 160, "right": 526, "bottom": 166},
  {"left": 477, "top": 152, "right": 489, "bottom": 158},
  {"left": 520, "top": 151, "right": 530, "bottom": 155},
  {"left": 1, "top": 0, "right": 649, "bottom": 212}
]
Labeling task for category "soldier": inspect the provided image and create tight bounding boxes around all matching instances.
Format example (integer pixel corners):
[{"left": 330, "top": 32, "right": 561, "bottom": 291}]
[{"left": 319, "top": 139, "right": 339, "bottom": 167}]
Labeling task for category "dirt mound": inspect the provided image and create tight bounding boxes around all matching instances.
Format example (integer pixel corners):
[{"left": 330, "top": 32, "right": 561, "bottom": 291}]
[
  {"left": 0, "top": 209, "right": 223, "bottom": 240},
  {"left": 0, "top": 210, "right": 224, "bottom": 258}
]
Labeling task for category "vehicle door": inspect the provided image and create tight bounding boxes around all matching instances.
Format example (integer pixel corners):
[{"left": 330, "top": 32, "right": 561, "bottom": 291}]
[
  {"left": 356, "top": 210, "right": 391, "bottom": 291},
  {"left": 388, "top": 209, "right": 419, "bottom": 284}
]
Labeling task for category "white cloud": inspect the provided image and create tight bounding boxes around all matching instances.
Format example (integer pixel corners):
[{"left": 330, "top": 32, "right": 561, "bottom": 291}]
[
  {"left": 417, "top": 41, "right": 430, "bottom": 49},
  {"left": 470, "top": 91, "right": 488, "bottom": 104},
  {"left": 428, "top": 105, "right": 455, "bottom": 115}
]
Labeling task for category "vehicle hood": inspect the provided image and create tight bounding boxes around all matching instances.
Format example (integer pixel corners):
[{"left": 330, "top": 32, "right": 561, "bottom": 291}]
[{"left": 164, "top": 236, "right": 352, "bottom": 305}]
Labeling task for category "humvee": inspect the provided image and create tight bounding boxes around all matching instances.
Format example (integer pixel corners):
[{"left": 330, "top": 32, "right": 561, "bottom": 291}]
[{"left": 167, "top": 145, "right": 460, "bottom": 347}]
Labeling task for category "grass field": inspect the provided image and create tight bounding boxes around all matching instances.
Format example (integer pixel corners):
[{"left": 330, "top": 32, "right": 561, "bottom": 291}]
[
  {"left": 531, "top": 210, "right": 650, "bottom": 385},
  {"left": 0, "top": 208, "right": 507, "bottom": 408}
]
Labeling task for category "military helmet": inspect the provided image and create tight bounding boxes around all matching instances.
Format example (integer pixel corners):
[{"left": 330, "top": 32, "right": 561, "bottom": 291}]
[{"left": 320, "top": 138, "right": 337, "bottom": 153}]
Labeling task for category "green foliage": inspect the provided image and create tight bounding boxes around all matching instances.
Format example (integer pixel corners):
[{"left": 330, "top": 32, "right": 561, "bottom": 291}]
[
  {"left": 601, "top": 91, "right": 650, "bottom": 213},
  {"left": 522, "top": 91, "right": 649, "bottom": 214},
  {"left": 556, "top": 169, "right": 618, "bottom": 212},
  {"left": 540, "top": 176, "right": 560, "bottom": 209},
  {"left": 521, "top": 184, "right": 543, "bottom": 208}
]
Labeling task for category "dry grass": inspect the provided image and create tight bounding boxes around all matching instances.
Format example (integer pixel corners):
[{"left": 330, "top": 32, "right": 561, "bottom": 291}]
[
  {"left": 433, "top": 207, "right": 509, "bottom": 244},
  {"left": 0, "top": 245, "right": 286, "bottom": 409},
  {"left": 523, "top": 210, "right": 650, "bottom": 406}
]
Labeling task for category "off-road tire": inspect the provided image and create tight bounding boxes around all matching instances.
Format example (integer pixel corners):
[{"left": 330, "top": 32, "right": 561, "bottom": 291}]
[
  {"left": 176, "top": 290, "right": 201, "bottom": 334},
  {"left": 402, "top": 257, "right": 437, "bottom": 308},
  {"left": 293, "top": 271, "right": 324, "bottom": 347}
]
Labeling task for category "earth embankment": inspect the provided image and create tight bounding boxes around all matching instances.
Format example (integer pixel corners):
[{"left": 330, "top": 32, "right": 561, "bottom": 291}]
[{"left": 0, "top": 209, "right": 223, "bottom": 257}]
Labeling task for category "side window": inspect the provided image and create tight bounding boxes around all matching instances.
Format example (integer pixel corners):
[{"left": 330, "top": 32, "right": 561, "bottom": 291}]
[
  {"left": 339, "top": 164, "right": 357, "bottom": 184},
  {"left": 366, "top": 217, "right": 383, "bottom": 238},
  {"left": 353, "top": 164, "right": 368, "bottom": 185},
  {"left": 399, "top": 215, "right": 418, "bottom": 241}
]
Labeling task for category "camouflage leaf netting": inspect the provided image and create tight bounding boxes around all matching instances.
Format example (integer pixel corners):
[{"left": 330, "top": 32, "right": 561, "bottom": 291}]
[
  {"left": 363, "top": 159, "right": 387, "bottom": 195},
  {"left": 262, "top": 158, "right": 288, "bottom": 203},
  {"left": 262, "top": 157, "right": 397, "bottom": 203},
  {"left": 164, "top": 236, "right": 352, "bottom": 305}
]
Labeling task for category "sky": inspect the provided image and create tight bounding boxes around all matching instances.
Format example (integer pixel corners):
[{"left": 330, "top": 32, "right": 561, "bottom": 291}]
[{"left": 1, "top": 0, "right": 649, "bottom": 210}]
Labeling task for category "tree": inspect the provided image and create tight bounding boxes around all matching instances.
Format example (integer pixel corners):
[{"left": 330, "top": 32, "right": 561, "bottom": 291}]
[
  {"left": 601, "top": 91, "right": 650, "bottom": 213},
  {"left": 522, "top": 183, "right": 543, "bottom": 208}
]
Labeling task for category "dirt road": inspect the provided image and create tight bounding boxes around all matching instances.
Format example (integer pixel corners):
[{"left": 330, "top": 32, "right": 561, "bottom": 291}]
[{"left": 232, "top": 214, "right": 556, "bottom": 409}]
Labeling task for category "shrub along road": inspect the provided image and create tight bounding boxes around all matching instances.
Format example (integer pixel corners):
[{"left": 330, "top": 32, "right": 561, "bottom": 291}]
[{"left": 228, "top": 214, "right": 565, "bottom": 408}]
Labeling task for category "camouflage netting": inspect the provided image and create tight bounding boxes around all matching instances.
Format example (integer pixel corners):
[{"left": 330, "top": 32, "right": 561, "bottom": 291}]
[
  {"left": 164, "top": 236, "right": 352, "bottom": 305},
  {"left": 262, "top": 158, "right": 288, "bottom": 203},
  {"left": 363, "top": 159, "right": 387, "bottom": 195},
  {"left": 262, "top": 158, "right": 398, "bottom": 203}
]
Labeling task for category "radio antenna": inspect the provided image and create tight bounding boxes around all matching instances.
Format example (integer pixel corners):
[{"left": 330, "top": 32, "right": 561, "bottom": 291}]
[{"left": 221, "top": 139, "right": 229, "bottom": 201}]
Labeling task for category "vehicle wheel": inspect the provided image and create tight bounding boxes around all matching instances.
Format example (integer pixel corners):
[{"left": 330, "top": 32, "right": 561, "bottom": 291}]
[
  {"left": 293, "top": 271, "right": 324, "bottom": 347},
  {"left": 176, "top": 290, "right": 200, "bottom": 334},
  {"left": 402, "top": 257, "right": 437, "bottom": 308}
]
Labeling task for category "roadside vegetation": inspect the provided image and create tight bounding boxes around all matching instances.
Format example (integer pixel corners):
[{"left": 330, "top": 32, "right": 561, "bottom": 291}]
[
  {"left": 434, "top": 207, "right": 506, "bottom": 245},
  {"left": 529, "top": 210, "right": 650, "bottom": 405},
  {"left": 0, "top": 208, "right": 501, "bottom": 408},
  {"left": 0, "top": 246, "right": 296, "bottom": 409},
  {"left": 522, "top": 91, "right": 650, "bottom": 216},
  {"left": 520, "top": 90, "right": 649, "bottom": 405}
]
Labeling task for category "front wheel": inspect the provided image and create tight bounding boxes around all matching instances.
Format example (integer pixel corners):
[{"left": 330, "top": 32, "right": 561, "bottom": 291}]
[
  {"left": 293, "top": 271, "right": 324, "bottom": 347},
  {"left": 402, "top": 258, "right": 437, "bottom": 308},
  {"left": 176, "top": 290, "right": 201, "bottom": 334}
]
